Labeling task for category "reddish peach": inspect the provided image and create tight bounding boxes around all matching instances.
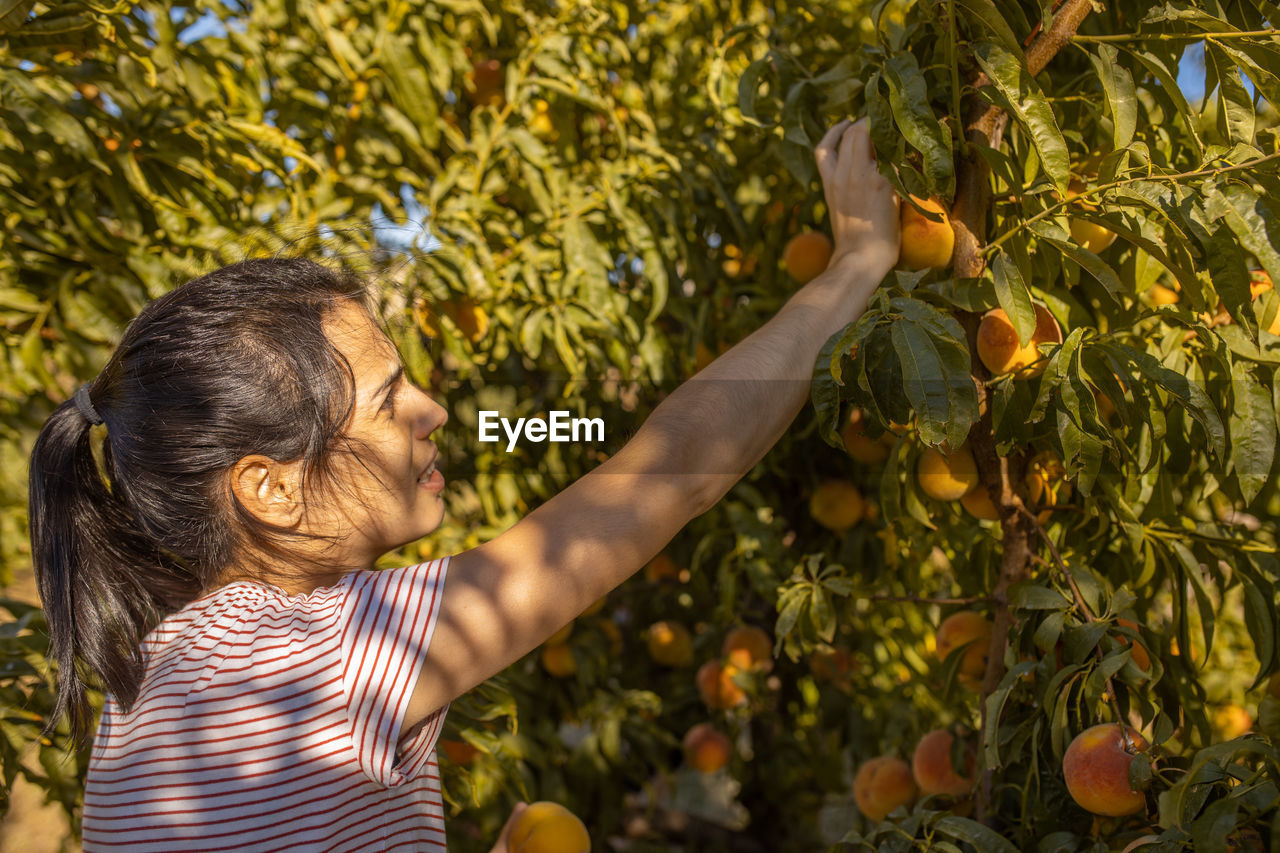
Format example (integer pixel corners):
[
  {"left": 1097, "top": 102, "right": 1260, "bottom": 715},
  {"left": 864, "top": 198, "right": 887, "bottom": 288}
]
[
  {"left": 853, "top": 756, "right": 917, "bottom": 821},
  {"left": 723, "top": 626, "right": 773, "bottom": 673},
  {"left": 911, "top": 729, "right": 974, "bottom": 797},
  {"left": 976, "top": 304, "right": 1063, "bottom": 379},
  {"left": 1115, "top": 619, "right": 1151, "bottom": 673},
  {"left": 935, "top": 611, "right": 992, "bottom": 688},
  {"left": 1062, "top": 724, "right": 1149, "bottom": 817},
  {"left": 697, "top": 659, "right": 747, "bottom": 710},
  {"left": 682, "top": 723, "right": 733, "bottom": 773}
]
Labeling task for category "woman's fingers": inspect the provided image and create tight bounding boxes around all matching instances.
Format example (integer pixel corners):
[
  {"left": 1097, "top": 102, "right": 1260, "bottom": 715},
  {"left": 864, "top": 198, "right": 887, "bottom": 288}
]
[
  {"left": 815, "top": 118, "right": 853, "bottom": 181},
  {"left": 487, "top": 801, "right": 529, "bottom": 853}
]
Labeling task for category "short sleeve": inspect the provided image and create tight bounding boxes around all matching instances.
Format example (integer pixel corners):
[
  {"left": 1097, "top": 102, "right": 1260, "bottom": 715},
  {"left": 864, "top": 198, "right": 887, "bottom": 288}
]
[{"left": 339, "top": 557, "right": 450, "bottom": 787}]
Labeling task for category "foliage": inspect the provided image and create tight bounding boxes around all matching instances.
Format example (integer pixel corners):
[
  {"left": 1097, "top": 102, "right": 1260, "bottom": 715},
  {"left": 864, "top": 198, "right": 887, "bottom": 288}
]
[{"left": 1, "top": 0, "right": 1279, "bottom": 850}]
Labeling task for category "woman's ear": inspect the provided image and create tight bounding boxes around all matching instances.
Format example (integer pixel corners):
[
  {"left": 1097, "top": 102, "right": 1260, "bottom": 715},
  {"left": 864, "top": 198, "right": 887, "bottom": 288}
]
[{"left": 229, "top": 455, "right": 304, "bottom": 526}]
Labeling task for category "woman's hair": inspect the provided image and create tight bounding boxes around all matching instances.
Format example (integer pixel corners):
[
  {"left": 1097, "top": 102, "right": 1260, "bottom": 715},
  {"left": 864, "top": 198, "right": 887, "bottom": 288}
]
[{"left": 28, "top": 257, "right": 372, "bottom": 742}]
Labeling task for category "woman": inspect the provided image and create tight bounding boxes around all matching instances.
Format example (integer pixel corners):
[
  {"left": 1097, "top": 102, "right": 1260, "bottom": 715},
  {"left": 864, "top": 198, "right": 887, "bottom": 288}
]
[{"left": 28, "top": 118, "right": 898, "bottom": 850}]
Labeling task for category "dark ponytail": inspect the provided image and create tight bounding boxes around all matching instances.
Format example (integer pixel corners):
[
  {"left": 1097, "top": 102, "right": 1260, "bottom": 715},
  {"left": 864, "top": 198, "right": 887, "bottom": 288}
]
[
  {"left": 28, "top": 257, "right": 371, "bottom": 743},
  {"left": 29, "top": 395, "right": 198, "bottom": 740}
]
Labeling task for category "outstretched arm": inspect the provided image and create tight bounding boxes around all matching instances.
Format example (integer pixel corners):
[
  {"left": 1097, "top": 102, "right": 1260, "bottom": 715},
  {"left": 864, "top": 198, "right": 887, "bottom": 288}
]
[{"left": 405, "top": 119, "right": 899, "bottom": 733}]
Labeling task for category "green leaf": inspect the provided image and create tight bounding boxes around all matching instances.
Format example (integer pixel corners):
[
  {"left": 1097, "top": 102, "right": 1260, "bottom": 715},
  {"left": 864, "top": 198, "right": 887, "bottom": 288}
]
[
  {"left": 1207, "top": 45, "right": 1256, "bottom": 144},
  {"left": 1088, "top": 45, "right": 1137, "bottom": 150},
  {"left": 972, "top": 41, "right": 1070, "bottom": 195},
  {"left": 1121, "top": 47, "right": 1204, "bottom": 160},
  {"left": 1010, "top": 583, "right": 1071, "bottom": 611},
  {"left": 933, "top": 816, "right": 1019, "bottom": 853},
  {"left": 1028, "top": 220, "right": 1124, "bottom": 303},
  {"left": 954, "top": 0, "right": 1022, "bottom": 55},
  {"left": 990, "top": 251, "right": 1035, "bottom": 345},
  {"left": 889, "top": 300, "right": 978, "bottom": 449},
  {"left": 1229, "top": 368, "right": 1276, "bottom": 503},
  {"left": 1106, "top": 344, "right": 1227, "bottom": 460},
  {"left": 882, "top": 51, "right": 954, "bottom": 198}
]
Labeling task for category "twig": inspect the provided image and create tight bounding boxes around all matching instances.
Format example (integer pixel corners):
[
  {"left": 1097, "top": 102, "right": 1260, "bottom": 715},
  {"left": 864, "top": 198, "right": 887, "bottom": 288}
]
[
  {"left": 1073, "top": 29, "right": 1280, "bottom": 43},
  {"left": 869, "top": 594, "right": 993, "bottom": 606}
]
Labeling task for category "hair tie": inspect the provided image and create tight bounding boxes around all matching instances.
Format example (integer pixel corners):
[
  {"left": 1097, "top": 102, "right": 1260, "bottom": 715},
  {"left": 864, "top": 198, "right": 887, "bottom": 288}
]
[{"left": 74, "top": 384, "right": 104, "bottom": 426}]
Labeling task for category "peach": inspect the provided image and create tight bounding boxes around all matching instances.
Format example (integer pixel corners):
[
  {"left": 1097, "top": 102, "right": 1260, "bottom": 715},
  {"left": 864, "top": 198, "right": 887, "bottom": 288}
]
[
  {"left": 440, "top": 739, "right": 480, "bottom": 765},
  {"left": 853, "top": 756, "right": 917, "bottom": 821},
  {"left": 1253, "top": 270, "right": 1280, "bottom": 336},
  {"left": 783, "top": 231, "right": 833, "bottom": 284},
  {"left": 1213, "top": 704, "right": 1253, "bottom": 740},
  {"left": 916, "top": 444, "right": 980, "bottom": 502},
  {"left": 541, "top": 643, "right": 577, "bottom": 678},
  {"left": 809, "top": 480, "right": 865, "bottom": 532},
  {"left": 647, "top": 621, "right": 693, "bottom": 667},
  {"left": 465, "top": 58, "right": 505, "bottom": 108},
  {"left": 961, "top": 485, "right": 1000, "bottom": 521},
  {"left": 1067, "top": 180, "right": 1117, "bottom": 253},
  {"left": 842, "top": 409, "right": 891, "bottom": 465},
  {"left": 1115, "top": 619, "right": 1151, "bottom": 673},
  {"left": 697, "top": 659, "right": 748, "bottom": 710},
  {"left": 644, "top": 553, "right": 680, "bottom": 583},
  {"left": 1062, "top": 723, "right": 1149, "bottom": 817},
  {"left": 935, "top": 611, "right": 992, "bottom": 688},
  {"left": 723, "top": 626, "right": 773, "bottom": 673},
  {"left": 899, "top": 196, "right": 955, "bottom": 271},
  {"left": 911, "top": 729, "right": 974, "bottom": 797},
  {"left": 682, "top": 723, "right": 733, "bottom": 773},
  {"left": 810, "top": 647, "right": 856, "bottom": 688},
  {"left": 1148, "top": 284, "right": 1180, "bottom": 306},
  {"left": 976, "top": 304, "right": 1063, "bottom": 378},
  {"left": 508, "top": 800, "right": 590, "bottom": 853}
]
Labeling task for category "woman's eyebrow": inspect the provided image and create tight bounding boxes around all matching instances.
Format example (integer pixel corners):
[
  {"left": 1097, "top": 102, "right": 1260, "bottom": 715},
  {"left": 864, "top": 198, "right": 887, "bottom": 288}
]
[{"left": 374, "top": 365, "right": 404, "bottom": 402}]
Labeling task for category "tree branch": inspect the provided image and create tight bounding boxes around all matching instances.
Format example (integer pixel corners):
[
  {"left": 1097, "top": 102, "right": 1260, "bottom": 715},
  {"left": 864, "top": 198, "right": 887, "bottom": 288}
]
[{"left": 957, "top": 0, "right": 1097, "bottom": 822}]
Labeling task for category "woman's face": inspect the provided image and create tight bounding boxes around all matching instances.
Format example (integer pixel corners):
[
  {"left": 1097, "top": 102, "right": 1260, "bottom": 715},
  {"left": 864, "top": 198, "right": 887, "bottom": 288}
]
[{"left": 312, "top": 301, "right": 449, "bottom": 568}]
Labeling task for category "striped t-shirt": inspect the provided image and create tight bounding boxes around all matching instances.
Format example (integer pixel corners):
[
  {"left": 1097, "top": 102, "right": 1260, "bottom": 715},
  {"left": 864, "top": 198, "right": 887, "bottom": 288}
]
[{"left": 81, "top": 558, "right": 451, "bottom": 852}]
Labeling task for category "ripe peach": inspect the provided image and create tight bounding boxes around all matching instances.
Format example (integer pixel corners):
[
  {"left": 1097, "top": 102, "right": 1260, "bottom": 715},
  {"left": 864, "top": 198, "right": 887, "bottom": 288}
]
[
  {"left": 916, "top": 445, "right": 980, "bottom": 502},
  {"left": 697, "top": 659, "right": 748, "bottom": 710},
  {"left": 783, "top": 231, "right": 833, "bottom": 284},
  {"left": 853, "top": 756, "right": 917, "bottom": 821},
  {"left": 723, "top": 626, "right": 773, "bottom": 673},
  {"left": 1148, "top": 284, "right": 1180, "bottom": 306},
  {"left": 508, "top": 800, "right": 590, "bottom": 853},
  {"left": 899, "top": 196, "right": 955, "bottom": 271},
  {"left": 842, "top": 409, "right": 890, "bottom": 465},
  {"left": 810, "top": 647, "right": 856, "bottom": 688},
  {"left": 1115, "top": 619, "right": 1151, "bottom": 673},
  {"left": 682, "top": 723, "right": 733, "bottom": 773},
  {"left": 644, "top": 553, "right": 680, "bottom": 583},
  {"left": 960, "top": 485, "right": 1000, "bottom": 521},
  {"left": 1253, "top": 270, "right": 1280, "bottom": 336},
  {"left": 440, "top": 739, "right": 480, "bottom": 765},
  {"left": 1066, "top": 180, "right": 1117, "bottom": 253},
  {"left": 541, "top": 643, "right": 577, "bottom": 678},
  {"left": 911, "top": 729, "right": 974, "bottom": 797},
  {"left": 809, "top": 480, "right": 865, "bottom": 532},
  {"left": 1062, "top": 723, "right": 1149, "bottom": 817},
  {"left": 935, "top": 611, "right": 992, "bottom": 688},
  {"left": 976, "top": 304, "right": 1063, "bottom": 378},
  {"left": 465, "top": 58, "right": 505, "bottom": 108},
  {"left": 1213, "top": 704, "right": 1253, "bottom": 740},
  {"left": 647, "top": 621, "right": 693, "bottom": 667}
]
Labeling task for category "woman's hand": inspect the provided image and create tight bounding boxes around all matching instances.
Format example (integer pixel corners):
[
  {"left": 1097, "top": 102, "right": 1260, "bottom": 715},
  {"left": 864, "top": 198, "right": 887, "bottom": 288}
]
[
  {"left": 814, "top": 118, "right": 900, "bottom": 279},
  {"left": 487, "top": 801, "right": 528, "bottom": 853}
]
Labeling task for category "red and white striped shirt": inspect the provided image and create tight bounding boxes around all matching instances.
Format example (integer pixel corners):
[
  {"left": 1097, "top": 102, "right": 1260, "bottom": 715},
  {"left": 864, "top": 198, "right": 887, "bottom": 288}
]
[{"left": 82, "top": 558, "right": 451, "bottom": 852}]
